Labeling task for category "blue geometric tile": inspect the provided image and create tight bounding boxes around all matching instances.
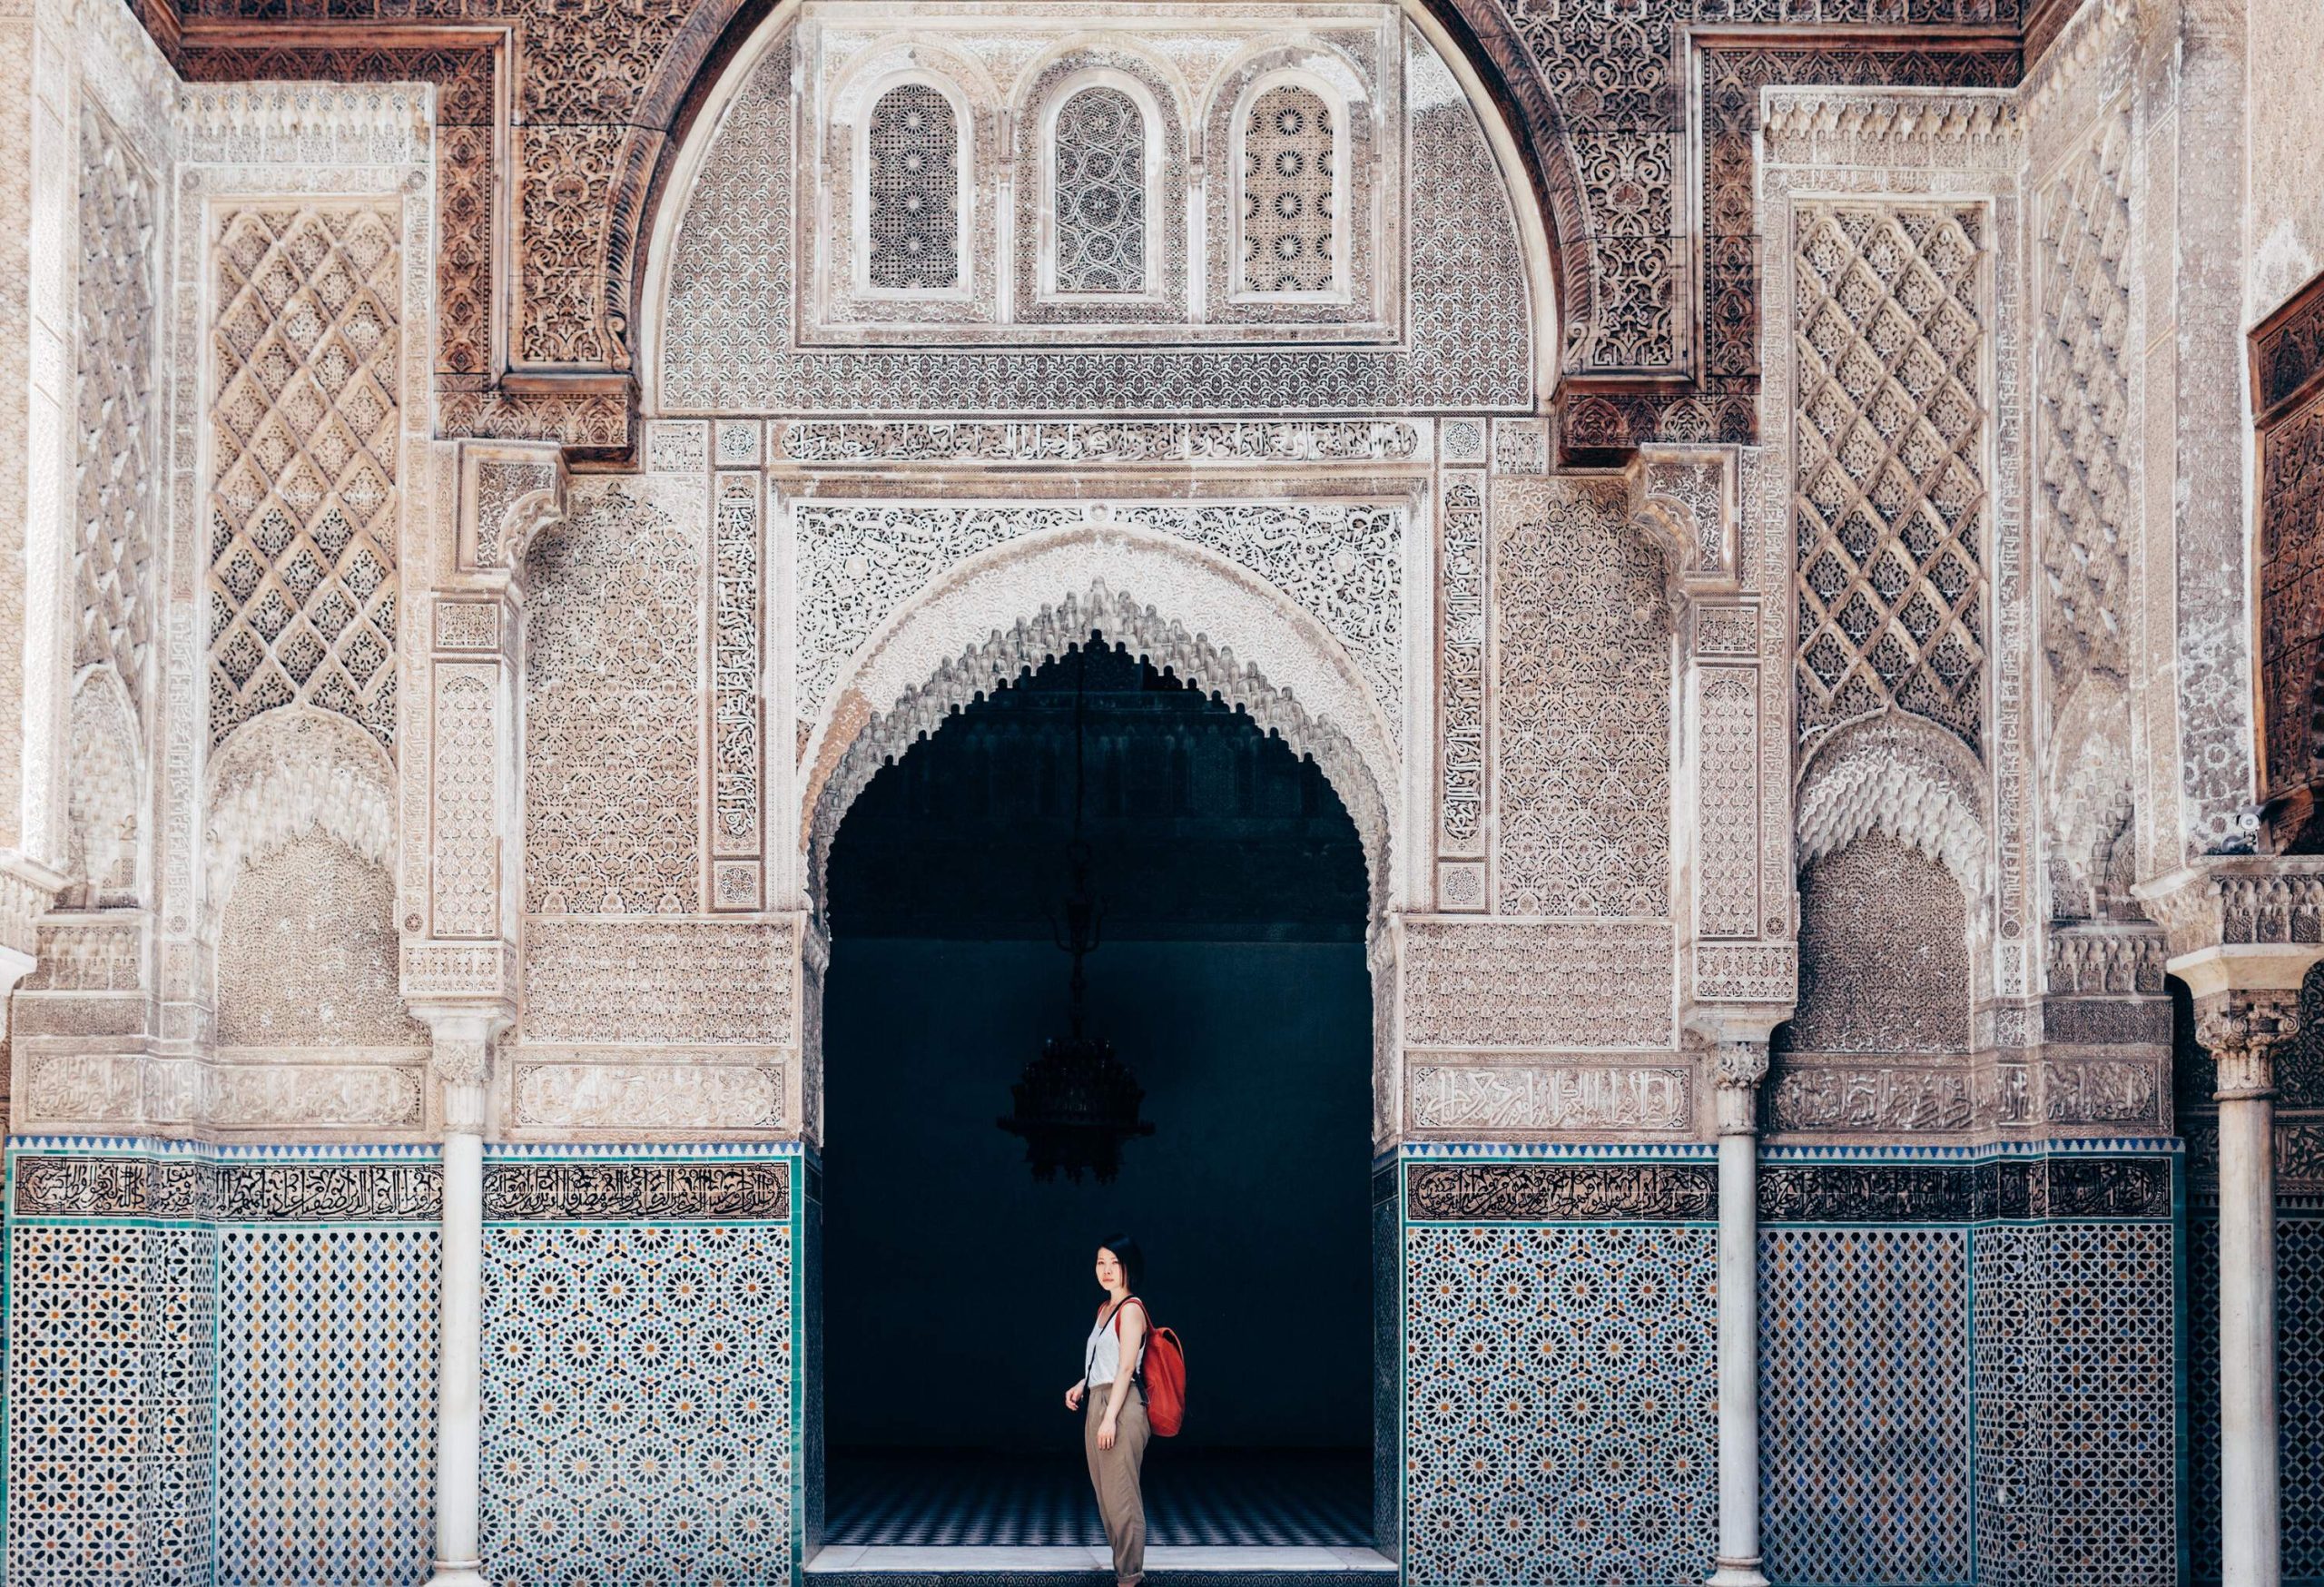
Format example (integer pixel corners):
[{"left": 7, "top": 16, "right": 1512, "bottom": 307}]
[
  {"left": 5, "top": 1220, "right": 217, "bottom": 1587},
  {"left": 215, "top": 1227, "right": 440, "bottom": 1586},
  {"left": 1404, "top": 1225, "right": 1716, "bottom": 1586},
  {"left": 1758, "top": 1227, "right": 1970, "bottom": 1586},
  {"left": 478, "top": 1223, "right": 794, "bottom": 1586}
]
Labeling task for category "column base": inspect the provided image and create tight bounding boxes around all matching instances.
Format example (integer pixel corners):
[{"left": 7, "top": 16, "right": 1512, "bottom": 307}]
[
  {"left": 427, "top": 1561, "right": 489, "bottom": 1587},
  {"left": 1707, "top": 1560, "right": 1768, "bottom": 1587}
]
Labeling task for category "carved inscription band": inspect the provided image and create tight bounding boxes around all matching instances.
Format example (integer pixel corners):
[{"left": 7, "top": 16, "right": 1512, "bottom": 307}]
[
  {"left": 484, "top": 1162, "right": 793, "bottom": 1221},
  {"left": 1406, "top": 1162, "right": 1718, "bottom": 1222},
  {"left": 14, "top": 1157, "right": 797, "bottom": 1221},
  {"left": 12, "top": 1156, "right": 443, "bottom": 1221},
  {"left": 1404, "top": 1157, "right": 2171, "bottom": 1223},
  {"left": 1758, "top": 1157, "right": 2173, "bottom": 1222}
]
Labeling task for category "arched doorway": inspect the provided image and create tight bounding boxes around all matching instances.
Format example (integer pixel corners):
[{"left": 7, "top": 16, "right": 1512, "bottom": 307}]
[{"left": 818, "top": 635, "right": 1378, "bottom": 1556}]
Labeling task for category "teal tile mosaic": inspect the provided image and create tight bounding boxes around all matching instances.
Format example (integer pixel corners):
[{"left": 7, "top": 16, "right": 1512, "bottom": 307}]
[
  {"left": 1758, "top": 1227, "right": 1971, "bottom": 1585},
  {"left": 478, "top": 1221, "right": 795, "bottom": 1586},
  {"left": 1403, "top": 1223, "right": 1717, "bottom": 1586},
  {"left": 215, "top": 1225, "right": 440, "bottom": 1586}
]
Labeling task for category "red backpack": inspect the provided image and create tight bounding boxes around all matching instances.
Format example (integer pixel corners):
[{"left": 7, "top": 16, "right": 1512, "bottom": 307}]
[{"left": 1116, "top": 1297, "right": 1187, "bottom": 1437}]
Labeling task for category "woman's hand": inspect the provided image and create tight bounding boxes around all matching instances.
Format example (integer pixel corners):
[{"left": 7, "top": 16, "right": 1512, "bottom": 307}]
[
  {"left": 1066, "top": 1380, "right": 1086, "bottom": 1412},
  {"left": 1096, "top": 1415, "right": 1118, "bottom": 1451}
]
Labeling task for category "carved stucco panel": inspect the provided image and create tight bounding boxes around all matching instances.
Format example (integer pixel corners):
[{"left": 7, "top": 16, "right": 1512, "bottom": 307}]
[
  {"left": 797, "top": 527, "right": 1403, "bottom": 918},
  {"left": 525, "top": 475, "right": 705, "bottom": 916},
  {"left": 1758, "top": 89, "right": 2028, "bottom": 999},
  {"left": 1491, "top": 474, "right": 1671, "bottom": 919},
  {"left": 1402, "top": 918, "right": 1674, "bottom": 1050},
  {"left": 654, "top": 23, "right": 1531, "bottom": 414}
]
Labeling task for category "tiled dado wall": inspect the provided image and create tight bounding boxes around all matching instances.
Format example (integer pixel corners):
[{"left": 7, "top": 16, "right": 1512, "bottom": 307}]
[
  {"left": 2189, "top": 1201, "right": 2324, "bottom": 1584},
  {"left": 1396, "top": 1142, "right": 2181, "bottom": 1587},
  {"left": 2, "top": 1139, "right": 805, "bottom": 1587},
  {"left": 476, "top": 1144, "right": 802, "bottom": 1584},
  {"left": 4, "top": 1139, "right": 443, "bottom": 1587},
  {"left": 1399, "top": 1146, "right": 1722, "bottom": 1587},
  {"left": 6, "top": 1138, "right": 2179, "bottom": 1586}
]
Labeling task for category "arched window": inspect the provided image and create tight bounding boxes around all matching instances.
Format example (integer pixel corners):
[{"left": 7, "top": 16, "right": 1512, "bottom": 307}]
[
  {"left": 1052, "top": 86, "right": 1147, "bottom": 294},
  {"left": 866, "top": 83, "right": 960, "bottom": 290},
  {"left": 1239, "top": 83, "right": 1336, "bottom": 294}
]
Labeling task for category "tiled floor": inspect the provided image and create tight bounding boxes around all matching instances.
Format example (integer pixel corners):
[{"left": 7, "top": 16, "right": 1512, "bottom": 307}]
[{"left": 824, "top": 1449, "right": 1375, "bottom": 1548}]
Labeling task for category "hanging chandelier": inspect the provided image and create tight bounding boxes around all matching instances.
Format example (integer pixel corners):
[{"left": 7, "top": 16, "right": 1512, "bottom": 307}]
[{"left": 997, "top": 645, "right": 1155, "bottom": 1184}]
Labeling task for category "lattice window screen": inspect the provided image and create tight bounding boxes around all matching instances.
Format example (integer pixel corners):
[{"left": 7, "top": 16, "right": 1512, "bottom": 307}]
[
  {"left": 208, "top": 204, "right": 401, "bottom": 751},
  {"left": 867, "top": 84, "right": 960, "bottom": 290},
  {"left": 1052, "top": 87, "right": 1147, "bottom": 294},
  {"left": 1240, "top": 84, "right": 1335, "bottom": 294},
  {"left": 1792, "top": 203, "right": 1987, "bottom": 757}
]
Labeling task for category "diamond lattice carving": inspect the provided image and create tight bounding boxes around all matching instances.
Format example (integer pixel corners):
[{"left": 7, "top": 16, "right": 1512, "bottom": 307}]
[
  {"left": 1792, "top": 204, "right": 1987, "bottom": 756},
  {"left": 208, "top": 204, "right": 401, "bottom": 751},
  {"left": 75, "top": 102, "right": 161, "bottom": 714},
  {"left": 2037, "top": 111, "right": 2132, "bottom": 694}
]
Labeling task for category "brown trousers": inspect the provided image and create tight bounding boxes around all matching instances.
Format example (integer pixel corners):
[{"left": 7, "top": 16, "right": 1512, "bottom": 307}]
[{"left": 1084, "top": 1378, "right": 1150, "bottom": 1583}]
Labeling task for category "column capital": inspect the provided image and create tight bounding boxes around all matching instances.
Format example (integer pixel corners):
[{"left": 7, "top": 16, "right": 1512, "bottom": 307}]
[
  {"left": 411, "top": 1004, "right": 513, "bottom": 1136},
  {"left": 2133, "top": 855, "right": 2324, "bottom": 1000},
  {"left": 2195, "top": 988, "right": 2302, "bottom": 1101},
  {"left": 1687, "top": 1007, "right": 1784, "bottom": 1137}
]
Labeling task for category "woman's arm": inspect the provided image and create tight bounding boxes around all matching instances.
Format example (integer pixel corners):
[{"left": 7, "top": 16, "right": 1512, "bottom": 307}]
[
  {"left": 1066, "top": 1375, "right": 1087, "bottom": 1411},
  {"left": 1097, "top": 1305, "right": 1147, "bottom": 1450}
]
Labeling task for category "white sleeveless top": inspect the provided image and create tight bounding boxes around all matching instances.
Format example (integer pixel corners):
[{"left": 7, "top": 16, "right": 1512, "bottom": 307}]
[{"left": 1084, "top": 1300, "right": 1142, "bottom": 1387}]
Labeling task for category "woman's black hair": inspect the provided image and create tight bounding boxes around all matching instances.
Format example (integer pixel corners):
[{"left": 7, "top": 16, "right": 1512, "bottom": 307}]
[{"left": 1098, "top": 1234, "right": 1144, "bottom": 1294}]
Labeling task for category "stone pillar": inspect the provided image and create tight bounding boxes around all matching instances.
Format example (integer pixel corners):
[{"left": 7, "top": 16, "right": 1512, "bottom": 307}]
[
  {"left": 1709, "top": 1033, "right": 1771, "bottom": 1587},
  {"left": 2201, "top": 993, "right": 2295, "bottom": 1587},
  {"left": 418, "top": 1012, "right": 502, "bottom": 1587},
  {"left": 2138, "top": 859, "right": 2324, "bottom": 1586},
  {"left": 399, "top": 442, "right": 561, "bottom": 1587}
]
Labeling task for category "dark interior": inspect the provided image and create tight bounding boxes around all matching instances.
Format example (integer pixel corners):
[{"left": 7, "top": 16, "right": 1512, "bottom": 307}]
[{"left": 821, "top": 636, "right": 1374, "bottom": 1546}]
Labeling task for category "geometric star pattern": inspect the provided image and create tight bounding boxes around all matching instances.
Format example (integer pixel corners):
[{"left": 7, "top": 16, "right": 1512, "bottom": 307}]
[
  {"left": 478, "top": 1224, "right": 795, "bottom": 1585},
  {"left": 1404, "top": 1226, "right": 1716, "bottom": 1586}
]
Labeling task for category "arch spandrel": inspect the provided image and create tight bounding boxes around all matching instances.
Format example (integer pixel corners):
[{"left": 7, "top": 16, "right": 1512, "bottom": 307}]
[{"left": 796, "top": 524, "right": 1403, "bottom": 926}]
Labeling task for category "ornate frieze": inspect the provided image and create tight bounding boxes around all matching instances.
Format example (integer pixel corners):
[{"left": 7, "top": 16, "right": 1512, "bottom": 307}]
[
  {"left": 482, "top": 1160, "right": 792, "bottom": 1221},
  {"left": 521, "top": 920, "right": 798, "bottom": 1045},
  {"left": 1402, "top": 920, "right": 1675, "bottom": 1050},
  {"left": 1405, "top": 1060, "right": 1693, "bottom": 1134},
  {"left": 506, "top": 1055, "right": 789, "bottom": 1133},
  {"left": 771, "top": 418, "right": 1424, "bottom": 466},
  {"left": 1758, "top": 1155, "right": 2172, "bottom": 1222},
  {"left": 11, "top": 1153, "right": 443, "bottom": 1221},
  {"left": 1405, "top": 1160, "right": 1718, "bottom": 1222},
  {"left": 1768, "top": 1063, "right": 1975, "bottom": 1134}
]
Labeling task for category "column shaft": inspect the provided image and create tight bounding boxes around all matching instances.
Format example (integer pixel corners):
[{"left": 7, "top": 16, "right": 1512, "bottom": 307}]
[
  {"left": 1711, "top": 1127, "right": 1766, "bottom": 1587},
  {"left": 432, "top": 1107, "right": 487, "bottom": 1585},
  {"left": 2219, "top": 1087, "right": 2280, "bottom": 1587}
]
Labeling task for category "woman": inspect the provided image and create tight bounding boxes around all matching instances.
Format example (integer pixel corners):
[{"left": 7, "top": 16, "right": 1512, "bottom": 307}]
[{"left": 1064, "top": 1236, "right": 1150, "bottom": 1587}]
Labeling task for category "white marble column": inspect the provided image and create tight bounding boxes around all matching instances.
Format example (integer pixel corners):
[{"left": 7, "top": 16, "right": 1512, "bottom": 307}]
[
  {"left": 421, "top": 1015, "right": 498, "bottom": 1587},
  {"left": 2205, "top": 999, "right": 2291, "bottom": 1587},
  {"left": 1709, "top": 1037, "right": 1770, "bottom": 1587}
]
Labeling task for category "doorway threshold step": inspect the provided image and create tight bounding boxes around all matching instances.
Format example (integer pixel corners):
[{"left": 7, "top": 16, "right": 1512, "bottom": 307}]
[{"left": 807, "top": 1546, "right": 1396, "bottom": 1579}]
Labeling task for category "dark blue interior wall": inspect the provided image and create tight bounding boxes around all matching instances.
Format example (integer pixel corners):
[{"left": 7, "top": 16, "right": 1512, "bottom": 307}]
[{"left": 822, "top": 936, "right": 1374, "bottom": 1453}]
